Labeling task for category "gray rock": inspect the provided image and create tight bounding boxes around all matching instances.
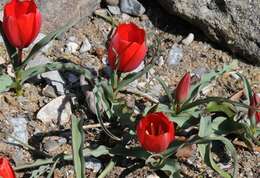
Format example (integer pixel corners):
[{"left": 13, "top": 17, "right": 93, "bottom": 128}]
[
  {"left": 41, "top": 70, "right": 65, "bottom": 95},
  {"left": 26, "top": 54, "right": 51, "bottom": 70},
  {"left": 37, "top": 0, "right": 100, "bottom": 33},
  {"left": 79, "top": 38, "right": 92, "bottom": 53},
  {"left": 167, "top": 44, "right": 183, "bottom": 66},
  {"left": 106, "top": 0, "right": 119, "bottom": 6},
  {"left": 42, "top": 85, "right": 57, "bottom": 98},
  {"left": 65, "top": 42, "right": 79, "bottom": 54},
  {"left": 156, "top": 56, "right": 164, "bottom": 66},
  {"left": 43, "top": 137, "right": 67, "bottom": 153},
  {"left": 182, "top": 33, "right": 194, "bottom": 46},
  {"left": 37, "top": 96, "right": 72, "bottom": 126},
  {"left": 157, "top": 0, "right": 260, "bottom": 64},
  {"left": 85, "top": 156, "right": 102, "bottom": 173},
  {"left": 8, "top": 117, "right": 28, "bottom": 144},
  {"left": 120, "top": 0, "right": 145, "bottom": 16},
  {"left": 108, "top": 5, "right": 121, "bottom": 15}
]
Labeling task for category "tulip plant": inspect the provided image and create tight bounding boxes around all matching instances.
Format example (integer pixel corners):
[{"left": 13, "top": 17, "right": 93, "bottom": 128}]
[{"left": 0, "top": 1, "right": 259, "bottom": 178}]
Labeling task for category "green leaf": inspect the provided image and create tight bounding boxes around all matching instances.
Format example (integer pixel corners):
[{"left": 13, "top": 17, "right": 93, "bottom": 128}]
[
  {"left": 160, "top": 159, "right": 181, "bottom": 178},
  {"left": 236, "top": 73, "right": 252, "bottom": 105},
  {"left": 116, "top": 63, "right": 155, "bottom": 92},
  {"left": 0, "top": 22, "right": 19, "bottom": 69},
  {"left": 0, "top": 74, "right": 14, "bottom": 93},
  {"left": 156, "top": 76, "right": 173, "bottom": 103},
  {"left": 93, "top": 86, "right": 121, "bottom": 141},
  {"left": 211, "top": 117, "right": 245, "bottom": 135},
  {"left": 186, "top": 61, "right": 237, "bottom": 103},
  {"left": 206, "top": 144, "right": 231, "bottom": 178},
  {"left": 47, "top": 158, "right": 60, "bottom": 178},
  {"left": 169, "top": 111, "right": 199, "bottom": 128},
  {"left": 110, "top": 144, "right": 151, "bottom": 159},
  {"left": 198, "top": 116, "right": 212, "bottom": 137},
  {"left": 72, "top": 115, "right": 85, "bottom": 178},
  {"left": 20, "top": 62, "right": 93, "bottom": 84},
  {"left": 207, "top": 102, "right": 236, "bottom": 118},
  {"left": 199, "top": 136, "right": 238, "bottom": 178},
  {"left": 21, "top": 18, "right": 82, "bottom": 69},
  {"left": 182, "top": 96, "right": 250, "bottom": 112}
]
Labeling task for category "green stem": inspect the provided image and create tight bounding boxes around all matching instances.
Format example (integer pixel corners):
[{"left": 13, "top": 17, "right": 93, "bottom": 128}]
[{"left": 98, "top": 159, "right": 116, "bottom": 178}]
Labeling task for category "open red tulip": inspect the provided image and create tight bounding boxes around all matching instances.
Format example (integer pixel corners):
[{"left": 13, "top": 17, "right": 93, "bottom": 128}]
[
  {"left": 175, "top": 72, "right": 191, "bottom": 103},
  {"left": 249, "top": 92, "right": 260, "bottom": 123},
  {"left": 108, "top": 23, "right": 147, "bottom": 72},
  {"left": 3, "top": 0, "right": 42, "bottom": 49},
  {"left": 0, "top": 157, "right": 16, "bottom": 178},
  {"left": 136, "top": 112, "right": 175, "bottom": 153}
]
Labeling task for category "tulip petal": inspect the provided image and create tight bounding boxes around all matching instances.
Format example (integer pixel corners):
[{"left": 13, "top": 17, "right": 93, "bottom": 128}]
[
  {"left": 122, "top": 42, "right": 147, "bottom": 72},
  {"left": 137, "top": 112, "right": 175, "bottom": 153},
  {"left": 117, "top": 42, "right": 140, "bottom": 72},
  {"left": 3, "top": 16, "right": 23, "bottom": 48},
  {"left": 17, "top": 13, "right": 35, "bottom": 48},
  {"left": 0, "top": 157, "right": 16, "bottom": 178},
  {"left": 4, "top": 0, "right": 16, "bottom": 17},
  {"left": 15, "top": 0, "right": 37, "bottom": 17}
]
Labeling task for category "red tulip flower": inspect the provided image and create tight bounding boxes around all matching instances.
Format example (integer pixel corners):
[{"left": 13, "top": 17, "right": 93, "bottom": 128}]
[
  {"left": 3, "top": 0, "right": 42, "bottom": 49},
  {"left": 136, "top": 112, "right": 175, "bottom": 153},
  {"left": 108, "top": 23, "right": 147, "bottom": 73},
  {"left": 248, "top": 92, "right": 260, "bottom": 123},
  {"left": 175, "top": 72, "right": 191, "bottom": 103},
  {"left": 0, "top": 157, "right": 16, "bottom": 178}
]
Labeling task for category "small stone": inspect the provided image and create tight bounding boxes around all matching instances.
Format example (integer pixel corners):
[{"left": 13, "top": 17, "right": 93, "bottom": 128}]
[
  {"left": 120, "top": 0, "right": 145, "bottom": 16},
  {"left": 146, "top": 174, "right": 160, "bottom": 178},
  {"left": 156, "top": 56, "right": 164, "bottom": 66},
  {"left": 43, "top": 140, "right": 60, "bottom": 152},
  {"left": 41, "top": 71, "right": 65, "bottom": 95},
  {"left": 94, "top": 9, "right": 108, "bottom": 17},
  {"left": 42, "top": 85, "right": 57, "bottom": 98},
  {"left": 106, "top": 0, "right": 119, "bottom": 6},
  {"left": 67, "top": 36, "right": 77, "bottom": 42},
  {"left": 8, "top": 117, "right": 28, "bottom": 144},
  {"left": 85, "top": 156, "right": 102, "bottom": 173},
  {"left": 79, "top": 38, "right": 92, "bottom": 53},
  {"left": 121, "top": 13, "right": 130, "bottom": 20},
  {"left": 7, "top": 64, "right": 15, "bottom": 78},
  {"left": 107, "top": 5, "right": 121, "bottom": 15},
  {"left": 65, "top": 42, "right": 79, "bottom": 54},
  {"left": 37, "top": 96, "right": 72, "bottom": 126},
  {"left": 167, "top": 44, "right": 183, "bottom": 66},
  {"left": 181, "top": 33, "right": 194, "bottom": 46}
]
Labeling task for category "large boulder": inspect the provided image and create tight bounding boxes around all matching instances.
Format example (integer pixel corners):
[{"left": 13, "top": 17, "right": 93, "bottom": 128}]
[
  {"left": 157, "top": 0, "right": 260, "bottom": 64},
  {"left": 0, "top": 0, "right": 100, "bottom": 33}
]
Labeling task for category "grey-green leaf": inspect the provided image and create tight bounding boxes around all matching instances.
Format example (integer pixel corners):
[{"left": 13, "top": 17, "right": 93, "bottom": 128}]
[
  {"left": 72, "top": 115, "right": 85, "bottom": 178},
  {"left": 0, "top": 74, "right": 14, "bottom": 93}
]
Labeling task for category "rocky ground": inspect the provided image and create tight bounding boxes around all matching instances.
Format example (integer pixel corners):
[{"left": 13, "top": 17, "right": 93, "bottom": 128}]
[{"left": 0, "top": 0, "right": 259, "bottom": 178}]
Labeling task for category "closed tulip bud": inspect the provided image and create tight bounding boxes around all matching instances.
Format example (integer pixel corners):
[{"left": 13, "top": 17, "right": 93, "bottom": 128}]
[
  {"left": 175, "top": 72, "right": 191, "bottom": 103},
  {"left": 0, "top": 157, "right": 16, "bottom": 178},
  {"left": 249, "top": 92, "right": 260, "bottom": 123},
  {"left": 3, "top": 0, "right": 42, "bottom": 49},
  {"left": 136, "top": 112, "right": 175, "bottom": 153},
  {"left": 108, "top": 23, "right": 147, "bottom": 73}
]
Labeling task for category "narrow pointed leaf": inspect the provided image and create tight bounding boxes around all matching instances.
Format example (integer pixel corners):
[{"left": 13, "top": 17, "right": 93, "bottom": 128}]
[
  {"left": 72, "top": 115, "right": 85, "bottom": 178},
  {"left": 0, "top": 74, "right": 14, "bottom": 93}
]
